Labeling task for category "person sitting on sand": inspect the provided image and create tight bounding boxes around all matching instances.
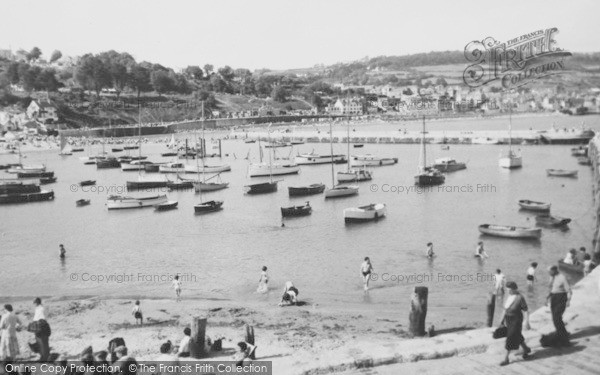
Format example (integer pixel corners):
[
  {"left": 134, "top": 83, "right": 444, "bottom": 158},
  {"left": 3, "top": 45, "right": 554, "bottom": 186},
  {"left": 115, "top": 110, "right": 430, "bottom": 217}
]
[
  {"left": 234, "top": 341, "right": 257, "bottom": 367},
  {"left": 475, "top": 242, "right": 489, "bottom": 258},
  {"left": 177, "top": 327, "right": 191, "bottom": 357},
  {"left": 112, "top": 346, "right": 138, "bottom": 375},
  {"left": 156, "top": 340, "right": 179, "bottom": 374},
  {"left": 278, "top": 281, "right": 299, "bottom": 306},
  {"left": 426, "top": 243, "right": 434, "bottom": 259},
  {"left": 132, "top": 300, "right": 143, "bottom": 325},
  {"left": 257, "top": 266, "right": 269, "bottom": 294},
  {"left": 360, "top": 257, "right": 374, "bottom": 291}
]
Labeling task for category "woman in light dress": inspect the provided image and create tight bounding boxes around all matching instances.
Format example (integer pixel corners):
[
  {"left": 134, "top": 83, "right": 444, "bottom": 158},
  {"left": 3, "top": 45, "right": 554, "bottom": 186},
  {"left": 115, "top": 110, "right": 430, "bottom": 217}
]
[
  {"left": 257, "top": 266, "right": 269, "bottom": 294},
  {"left": 0, "top": 304, "right": 22, "bottom": 360}
]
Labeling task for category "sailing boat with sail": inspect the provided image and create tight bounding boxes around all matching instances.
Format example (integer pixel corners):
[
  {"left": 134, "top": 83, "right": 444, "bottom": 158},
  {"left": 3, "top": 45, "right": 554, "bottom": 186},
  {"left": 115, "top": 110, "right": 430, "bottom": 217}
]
[
  {"left": 499, "top": 108, "right": 522, "bottom": 169},
  {"left": 161, "top": 134, "right": 178, "bottom": 157},
  {"left": 244, "top": 128, "right": 279, "bottom": 194},
  {"left": 126, "top": 107, "right": 168, "bottom": 189},
  {"left": 58, "top": 131, "right": 72, "bottom": 156},
  {"left": 414, "top": 116, "right": 445, "bottom": 186},
  {"left": 248, "top": 124, "right": 300, "bottom": 177},
  {"left": 194, "top": 103, "right": 224, "bottom": 213},
  {"left": 337, "top": 120, "right": 372, "bottom": 183},
  {"left": 325, "top": 122, "right": 358, "bottom": 198},
  {"left": 192, "top": 103, "right": 229, "bottom": 192}
]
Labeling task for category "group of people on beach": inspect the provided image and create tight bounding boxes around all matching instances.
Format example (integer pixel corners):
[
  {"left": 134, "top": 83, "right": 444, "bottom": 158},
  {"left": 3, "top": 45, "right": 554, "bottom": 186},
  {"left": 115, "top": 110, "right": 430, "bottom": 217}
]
[{"left": 0, "top": 298, "right": 50, "bottom": 362}]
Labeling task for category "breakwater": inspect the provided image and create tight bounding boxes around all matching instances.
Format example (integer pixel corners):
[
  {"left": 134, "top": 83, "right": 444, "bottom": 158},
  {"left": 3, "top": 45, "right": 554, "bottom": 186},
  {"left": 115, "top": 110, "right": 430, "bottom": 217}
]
[{"left": 59, "top": 115, "right": 339, "bottom": 138}]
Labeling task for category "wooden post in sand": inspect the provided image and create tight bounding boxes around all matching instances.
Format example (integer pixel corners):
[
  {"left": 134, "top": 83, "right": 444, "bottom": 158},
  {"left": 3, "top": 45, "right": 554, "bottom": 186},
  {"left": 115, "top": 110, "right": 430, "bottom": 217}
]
[
  {"left": 190, "top": 316, "right": 207, "bottom": 358},
  {"left": 409, "top": 286, "right": 428, "bottom": 336},
  {"left": 245, "top": 324, "right": 256, "bottom": 359},
  {"left": 487, "top": 292, "right": 496, "bottom": 327}
]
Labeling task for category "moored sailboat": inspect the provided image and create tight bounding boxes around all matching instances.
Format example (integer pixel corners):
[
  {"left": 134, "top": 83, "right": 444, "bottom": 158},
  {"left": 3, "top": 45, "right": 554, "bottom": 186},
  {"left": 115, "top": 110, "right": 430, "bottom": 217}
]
[{"left": 415, "top": 117, "right": 445, "bottom": 186}]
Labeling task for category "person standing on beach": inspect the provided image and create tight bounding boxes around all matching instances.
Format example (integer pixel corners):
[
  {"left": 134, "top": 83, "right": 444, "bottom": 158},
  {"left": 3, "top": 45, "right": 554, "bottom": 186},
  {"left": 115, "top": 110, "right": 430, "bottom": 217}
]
[
  {"left": 0, "top": 304, "right": 22, "bottom": 361},
  {"left": 257, "top": 266, "right": 269, "bottom": 294},
  {"left": 172, "top": 275, "right": 182, "bottom": 301},
  {"left": 132, "top": 300, "right": 143, "bottom": 325},
  {"left": 494, "top": 269, "right": 506, "bottom": 296},
  {"left": 360, "top": 257, "right": 374, "bottom": 291},
  {"left": 498, "top": 282, "right": 531, "bottom": 366},
  {"left": 177, "top": 328, "right": 191, "bottom": 357},
  {"left": 426, "top": 243, "right": 435, "bottom": 259},
  {"left": 475, "top": 242, "right": 489, "bottom": 258},
  {"left": 546, "top": 266, "right": 572, "bottom": 345},
  {"left": 526, "top": 262, "right": 538, "bottom": 286},
  {"left": 59, "top": 244, "right": 66, "bottom": 259}
]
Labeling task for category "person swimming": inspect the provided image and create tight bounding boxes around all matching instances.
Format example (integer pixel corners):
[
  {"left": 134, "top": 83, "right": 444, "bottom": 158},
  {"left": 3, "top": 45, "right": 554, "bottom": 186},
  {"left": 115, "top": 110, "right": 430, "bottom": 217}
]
[
  {"left": 59, "top": 244, "right": 66, "bottom": 259},
  {"left": 426, "top": 243, "right": 434, "bottom": 259}
]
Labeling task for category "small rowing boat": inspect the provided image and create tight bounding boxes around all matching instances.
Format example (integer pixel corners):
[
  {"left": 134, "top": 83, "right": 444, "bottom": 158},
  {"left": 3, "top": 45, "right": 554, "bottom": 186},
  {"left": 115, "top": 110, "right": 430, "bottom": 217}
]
[
  {"left": 155, "top": 200, "right": 178, "bottom": 211},
  {"left": 79, "top": 180, "right": 96, "bottom": 186},
  {"left": 535, "top": 214, "right": 571, "bottom": 227},
  {"left": 518, "top": 199, "right": 551, "bottom": 212},
  {"left": 194, "top": 200, "right": 223, "bottom": 213},
  {"left": 546, "top": 169, "right": 578, "bottom": 178},
  {"left": 344, "top": 203, "right": 386, "bottom": 223},
  {"left": 76, "top": 199, "right": 91, "bottom": 207},
  {"left": 478, "top": 224, "right": 542, "bottom": 239}
]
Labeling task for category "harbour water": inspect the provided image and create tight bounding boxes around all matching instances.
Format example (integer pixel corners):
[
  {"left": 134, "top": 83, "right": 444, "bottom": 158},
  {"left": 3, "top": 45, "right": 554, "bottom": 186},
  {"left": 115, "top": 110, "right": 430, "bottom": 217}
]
[{"left": 1, "top": 114, "right": 598, "bottom": 326}]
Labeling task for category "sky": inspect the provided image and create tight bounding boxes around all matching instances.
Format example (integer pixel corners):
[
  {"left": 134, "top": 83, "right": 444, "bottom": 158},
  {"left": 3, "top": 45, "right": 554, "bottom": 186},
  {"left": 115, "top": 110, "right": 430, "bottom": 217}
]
[{"left": 1, "top": 0, "right": 599, "bottom": 71}]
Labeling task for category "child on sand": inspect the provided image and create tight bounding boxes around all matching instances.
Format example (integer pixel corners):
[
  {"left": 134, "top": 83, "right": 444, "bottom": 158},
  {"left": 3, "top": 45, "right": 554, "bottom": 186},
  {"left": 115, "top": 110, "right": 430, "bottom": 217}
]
[
  {"left": 494, "top": 269, "right": 506, "bottom": 296},
  {"left": 132, "top": 301, "right": 143, "bottom": 325},
  {"left": 278, "top": 281, "right": 299, "bottom": 306},
  {"left": 172, "top": 275, "right": 182, "bottom": 301},
  {"left": 257, "top": 266, "right": 269, "bottom": 294},
  {"left": 526, "top": 262, "right": 538, "bottom": 286},
  {"left": 360, "top": 257, "right": 374, "bottom": 291}
]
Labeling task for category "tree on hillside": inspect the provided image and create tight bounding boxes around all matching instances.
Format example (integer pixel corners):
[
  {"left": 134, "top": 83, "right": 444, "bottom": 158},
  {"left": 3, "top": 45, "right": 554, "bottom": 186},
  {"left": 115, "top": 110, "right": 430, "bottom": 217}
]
[
  {"left": 218, "top": 66, "right": 235, "bottom": 82},
  {"left": 271, "top": 85, "right": 287, "bottom": 102},
  {"left": 75, "top": 54, "right": 112, "bottom": 96},
  {"left": 435, "top": 77, "right": 448, "bottom": 87},
  {"left": 50, "top": 50, "right": 62, "bottom": 63},
  {"left": 184, "top": 66, "right": 204, "bottom": 80},
  {"left": 151, "top": 70, "right": 173, "bottom": 95},
  {"left": 20, "top": 66, "right": 41, "bottom": 91},
  {"left": 171, "top": 72, "right": 191, "bottom": 94},
  {"left": 6, "top": 63, "right": 20, "bottom": 84},
  {"left": 203, "top": 64, "right": 214, "bottom": 77},
  {"left": 210, "top": 74, "right": 227, "bottom": 93},
  {"left": 128, "top": 64, "right": 152, "bottom": 99},
  {"left": 36, "top": 69, "right": 61, "bottom": 91},
  {"left": 27, "top": 47, "right": 42, "bottom": 62}
]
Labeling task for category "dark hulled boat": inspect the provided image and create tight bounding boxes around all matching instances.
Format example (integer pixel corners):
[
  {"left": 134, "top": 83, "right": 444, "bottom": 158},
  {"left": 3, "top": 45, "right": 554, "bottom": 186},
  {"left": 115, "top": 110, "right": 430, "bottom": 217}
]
[
  {"left": 281, "top": 202, "right": 312, "bottom": 217},
  {"left": 535, "top": 214, "right": 571, "bottom": 227},
  {"left": 155, "top": 200, "right": 178, "bottom": 211},
  {"left": 194, "top": 200, "right": 223, "bottom": 213},
  {"left": 79, "top": 180, "right": 96, "bottom": 186},
  {"left": 76, "top": 199, "right": 91, "bottom": 206},
  {"left": 96, "top": 157, "right": 121, "bottom": 169},
  {"left": 288, "top": 183, "right": 325, "bottom": 197},
  {"left": 0, "top": 182, "right": 54, "bottom": 204},
  {"left": 244, "top": 181, "right": 278, "bottom": 195},
  {"left": 17, "top": 171, "right": 54, "bottom": 178}
]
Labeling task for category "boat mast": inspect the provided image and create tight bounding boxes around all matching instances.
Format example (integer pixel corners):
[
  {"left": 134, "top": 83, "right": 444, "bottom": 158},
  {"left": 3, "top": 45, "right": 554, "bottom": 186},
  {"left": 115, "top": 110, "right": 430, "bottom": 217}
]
[
  {"left": 268, "top": 124, "right": 273, "bottom": 183},
  {"left": 346, "top": 118, "right": 351, "bottom": 172},
  {"left": 329, "top": 121, "right": 335, "bottom": 188},
  {"left": 420, "top": 116, "right": 426, "bottom": 171},
  {"left": 508, "top": 106, "right": 513, "bottom": 154},
  {"left": 137, "top": 109, "right": 142, "bottom": 177},
  {"left": 201, "top": 101, "right": 206, "bottom": 184}
]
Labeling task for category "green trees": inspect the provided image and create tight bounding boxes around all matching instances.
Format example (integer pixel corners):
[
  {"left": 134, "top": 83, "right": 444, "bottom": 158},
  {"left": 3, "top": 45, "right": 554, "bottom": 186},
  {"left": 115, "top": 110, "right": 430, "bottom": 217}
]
[{"left": 50, "top": 50, "right": 62, "bottom": 63}]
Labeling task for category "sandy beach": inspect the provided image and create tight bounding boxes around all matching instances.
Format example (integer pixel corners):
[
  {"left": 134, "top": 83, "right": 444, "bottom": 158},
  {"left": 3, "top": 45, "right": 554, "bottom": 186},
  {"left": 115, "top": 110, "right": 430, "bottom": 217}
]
[{"left": 6, "top": 295, "right": 421, "bottom": 373}]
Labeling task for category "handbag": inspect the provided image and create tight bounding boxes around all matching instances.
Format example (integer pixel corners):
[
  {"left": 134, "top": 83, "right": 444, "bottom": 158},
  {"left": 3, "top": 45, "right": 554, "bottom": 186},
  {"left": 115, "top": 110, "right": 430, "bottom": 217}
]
[{"left": 493, "top": 325, "right": 507, "bottom": 339}]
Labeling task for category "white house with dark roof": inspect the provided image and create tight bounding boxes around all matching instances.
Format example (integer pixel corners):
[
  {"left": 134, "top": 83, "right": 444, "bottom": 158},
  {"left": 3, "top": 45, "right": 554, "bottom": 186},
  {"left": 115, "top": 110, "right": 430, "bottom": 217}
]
[{"left": 27, "top": 100, "right": 59, "bottom": 123}]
